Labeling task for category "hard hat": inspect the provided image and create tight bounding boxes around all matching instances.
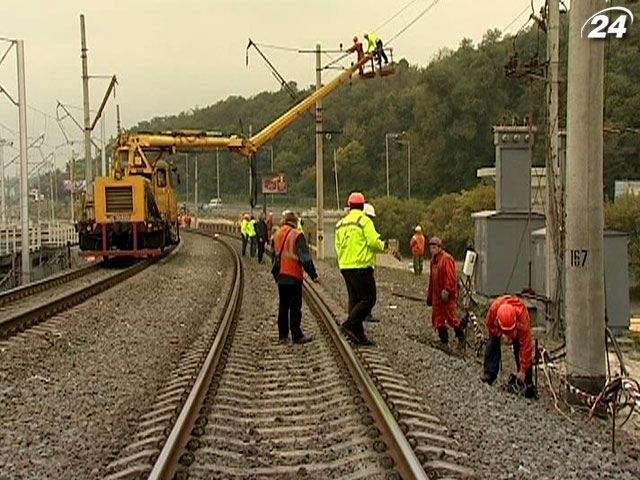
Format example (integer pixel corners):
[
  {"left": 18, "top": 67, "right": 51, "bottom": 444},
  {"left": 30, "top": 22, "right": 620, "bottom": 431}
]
[
  {"left": 496, "top": 303, "right": 517, "bottom": 332},
  {"left": 348, "top": 191, "right": 365, "bottom": 206},
  {"left": 428, "top": 236, "right": 442, "bottom": 246},
  {"left": 363, "top": 203, "right": 376, "bottom": 217},
  {"left": 353, "top": 36, "right": 358, "bottom": 42},
  {"left": 415, "top": 226, "right": 422, "bottom": 232}
]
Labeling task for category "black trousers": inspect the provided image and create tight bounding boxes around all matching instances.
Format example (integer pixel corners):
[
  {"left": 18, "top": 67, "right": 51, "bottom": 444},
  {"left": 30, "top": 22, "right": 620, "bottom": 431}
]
[
  {"left": 278, "top": 282, "right": 304, "bottom": 340},
  {"left": 249, "top": 236, "right": 257, "bottom": 257},
  {"left": 375, "top": 39, "right": 388, "bottom": 66},
  {"left": 257, "top": 240, "right": 266, "bottom": 263},
  {"left": 483, "top": 335, "right": 533, "bottom": 385},
  {"left": 241, "top": 234, "right": 248, "bottom": 256},
  {"left": 341, "top": 268, "right": 376, "bottom": 336}
]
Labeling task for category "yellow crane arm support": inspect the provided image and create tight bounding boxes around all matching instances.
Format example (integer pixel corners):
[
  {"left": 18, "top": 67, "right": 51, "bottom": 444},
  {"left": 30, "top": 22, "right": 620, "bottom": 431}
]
[
  {"left": 246, "top": 53, "right": 373, "bottom": 155},
  {"left": 114, "top": 51, "right": 374, "bottom": 166}
]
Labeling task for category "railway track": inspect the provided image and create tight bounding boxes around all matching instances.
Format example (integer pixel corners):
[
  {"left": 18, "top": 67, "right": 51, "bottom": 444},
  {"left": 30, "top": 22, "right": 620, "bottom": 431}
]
[
  {"left": 0, "top": 247, "right": 177, "bottom": 341},
  {"left": 105, "top": 229, "right": 475, "bottom": 479}
]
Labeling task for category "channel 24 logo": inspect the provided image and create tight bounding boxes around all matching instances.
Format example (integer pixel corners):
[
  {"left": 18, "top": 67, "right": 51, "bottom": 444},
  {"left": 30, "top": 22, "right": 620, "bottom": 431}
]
[{"left": 581, "top": 6, "right": 635, "bottom": 39}]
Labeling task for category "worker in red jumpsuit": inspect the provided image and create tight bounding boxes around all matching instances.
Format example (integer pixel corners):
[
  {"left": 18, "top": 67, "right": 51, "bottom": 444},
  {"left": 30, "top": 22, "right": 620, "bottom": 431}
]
[
  {"left": 347, "top": 36, "right": 365, "bottom": 75},
  {"left": 482, "top": 295, "right": 536, "bottom": 398},
  {"left": 426, "top": 237, "right": 464, "bottom": 345}
]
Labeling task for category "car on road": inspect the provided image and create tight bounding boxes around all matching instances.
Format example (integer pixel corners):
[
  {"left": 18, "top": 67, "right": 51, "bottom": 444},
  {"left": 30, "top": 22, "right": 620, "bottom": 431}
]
[{"left": 204, "top": 198, "right": 223, "bottom": 210}]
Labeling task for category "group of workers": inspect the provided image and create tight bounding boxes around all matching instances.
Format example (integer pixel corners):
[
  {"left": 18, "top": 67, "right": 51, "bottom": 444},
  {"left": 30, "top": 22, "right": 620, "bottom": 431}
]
[
  {"left": 265, "top": 191, "right": 535, "bottom": 398},
  {"left": 347, "top": 32, "right": 389, "bottom": 73},
  {"left": 240, "top": 212, "right": 274, "bottom": 263}
]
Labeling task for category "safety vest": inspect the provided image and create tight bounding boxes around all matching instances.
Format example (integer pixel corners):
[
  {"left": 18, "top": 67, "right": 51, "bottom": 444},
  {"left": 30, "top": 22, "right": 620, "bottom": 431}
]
[
  {"left": 274, "top": 224, "right": 303, "bottom": 281},
  {"left": 366, "top": 33, "right": 379, "bottom": 53},
  {"left": 247, "top": 219, "right": 256, "bottom": 237},
  {"left": 335, "top": 209, "right": 385, "bottom": 269},
  {"left": 297, "top": 219, "right": 303, "bottom": 233},
  {"left": 240, "top": 219, "right": 249, "bottom": 236}
]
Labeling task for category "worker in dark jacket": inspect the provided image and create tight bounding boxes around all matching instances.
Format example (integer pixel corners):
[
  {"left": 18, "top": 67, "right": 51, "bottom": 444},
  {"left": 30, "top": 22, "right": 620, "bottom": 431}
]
[
  {"left": 483, "top": 295, "right": 536, "bottom": 398},
  {"left": 364, "top": 32, "right": 388, "bottom": 68},
  {"left": 255, "top": 213, "right": 269, "bottom": 263},
  {"left": 272, "top": 211, "right": 319, "bottom": 344}
]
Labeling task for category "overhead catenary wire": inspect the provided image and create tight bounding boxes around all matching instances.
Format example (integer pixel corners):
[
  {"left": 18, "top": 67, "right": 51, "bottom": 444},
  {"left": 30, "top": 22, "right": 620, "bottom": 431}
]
[
  {"left": 373, "top": 0, "right": 425, "bottom": 33},
  {"left": 502, "top": 3, "right": 534, "bottom": 35},
  {"left": 386, "top": 0, "right": 443, "bottom": 45}
]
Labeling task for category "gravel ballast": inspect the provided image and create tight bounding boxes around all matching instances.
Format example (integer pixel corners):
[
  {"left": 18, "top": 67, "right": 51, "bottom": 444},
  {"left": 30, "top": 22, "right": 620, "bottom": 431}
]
[
  {"left": 313, "top": 259, "right": 640, "bottom": 480},
  {"left": 0, "top": 232, "right": 232, "bottom": 479}
]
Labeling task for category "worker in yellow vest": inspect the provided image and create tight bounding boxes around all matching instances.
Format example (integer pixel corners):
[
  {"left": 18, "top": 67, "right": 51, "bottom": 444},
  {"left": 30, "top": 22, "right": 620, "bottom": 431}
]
[
  {"left": 240, "top": 214, "right": 250, "bottom": 256},
  {"left": 364, "top": 32, "right": 388, "bottom": 69},
  {"left": 247, "top": 214, "right": 257, "bottom": 257},
  {"left": 335, "top": 192, "right": 385, "bottom": 345}
]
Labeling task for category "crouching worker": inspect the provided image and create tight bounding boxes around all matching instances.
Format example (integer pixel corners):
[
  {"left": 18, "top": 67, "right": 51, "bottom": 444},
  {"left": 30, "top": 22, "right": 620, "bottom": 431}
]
[
  {"left": 272, "top": 211, "right": 319, "bottom": 344},
  {"left": 482, "top": 295, "right": 536, "bottom": 398}
]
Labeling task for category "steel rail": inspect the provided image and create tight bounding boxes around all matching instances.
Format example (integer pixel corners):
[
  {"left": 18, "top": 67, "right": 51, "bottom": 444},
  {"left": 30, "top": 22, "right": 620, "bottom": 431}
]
[
  {"left": 302, "top": 278, "right": 430, "bottom": 480},
  {"left": 0, "top": 262, "right": 100, "bottom": 308},
  {"left": 148, "top": 233, "right": 243, "bottom": 480},
  {"left": 0, "top": 245, "right": 178, "bottom": 340}
]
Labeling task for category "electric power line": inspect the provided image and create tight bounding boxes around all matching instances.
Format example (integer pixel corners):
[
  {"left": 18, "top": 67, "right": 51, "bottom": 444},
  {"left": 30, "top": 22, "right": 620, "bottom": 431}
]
[
  {"left": 373, "top": 0, "right": 426, "bottom": 32},
  {"left": 502, "top": 3, "right": 533, "bottom": 34},
  {"left": 387, "top": 0, "right": 443, "bottom": 45}
]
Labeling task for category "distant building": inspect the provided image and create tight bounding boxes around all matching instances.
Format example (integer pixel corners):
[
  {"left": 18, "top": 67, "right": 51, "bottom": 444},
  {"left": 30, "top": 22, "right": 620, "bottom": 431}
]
[{"left": 614, "top": 180, "right": 640, "bottom": 199}]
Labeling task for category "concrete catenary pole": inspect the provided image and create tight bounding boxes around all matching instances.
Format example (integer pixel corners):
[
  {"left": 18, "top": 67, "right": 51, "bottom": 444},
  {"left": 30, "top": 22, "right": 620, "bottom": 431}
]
[
  {"left": 80, "top": 15, "right": 93, "bottom": 201},
  {"left": 194, "top": 153, "right": 198, "bottom": 227},
  {"left": 216, "top": 148, "right": 220, "bottom": 201},
  {"left": 545, "top": 0, "right": 563, "bottom": 335},
  {"left": 0, "top": 137, "right": 12, "bottom": 225},
  {"left": 100, "top": 113, "right": 106, "bottom": 177},
  {"left": 565, "top": 0, "right": 606, "bottom": 395},
  {"left": 70, "top": 150, "right": 76, "bottom": 222},
  {"left": 16, "top": 40, "right": 30, "bottom": 284},
  {"left": 315, "top": 43, "right": 325, "bottom": 259}
]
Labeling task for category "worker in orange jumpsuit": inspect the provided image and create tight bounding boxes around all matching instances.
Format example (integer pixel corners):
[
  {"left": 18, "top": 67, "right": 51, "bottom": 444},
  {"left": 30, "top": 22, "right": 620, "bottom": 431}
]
[
  {"left": 482, "top": 295, "right": 536, "bottom": 398},
  {"left": 426, "top": 237, "right": 464, "bottom": 345},
  {"left": 410, "top": 225, "right": 426, "bottom": 275},
  {"left": 347, "top": 36, "right": 365, "bottom": 75}
]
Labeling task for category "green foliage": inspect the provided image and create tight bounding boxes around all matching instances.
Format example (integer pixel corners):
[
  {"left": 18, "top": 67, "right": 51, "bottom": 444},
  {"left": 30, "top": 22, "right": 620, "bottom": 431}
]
[
  {"left": 131, "top": 4, "right": 640, "bottom": 207},
  {"left": 605, "top": 194, "right": 640, "bottom": 295},
  {"left": 420, "top": 182, "right": 495, "bottom": 258},
  {"left": 368, "top": 196, "right": 426, "bottom": 257}
]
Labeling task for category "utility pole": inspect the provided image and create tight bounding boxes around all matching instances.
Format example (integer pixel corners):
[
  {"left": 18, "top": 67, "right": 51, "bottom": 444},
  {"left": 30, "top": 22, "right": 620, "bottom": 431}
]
[
  {"left": 546, "top": 0, "right": 563, "bottom": 336},
  {"left": 16, "top": 40, "right": 30, "bottom": 285},
  {"left": 0, "top": 137, "right": 12, "bottom": 225},
  {"left": 185, "top": 153, "right": 189, "bottom": 206},
  {"left": 100, "top": 113, "right": 106, "bottom": 176},
  {"left": 406, "top": 137, "right": 411, "bottom": 199},
  {"left": 70, "top": 150, "right": 76, "bottom": 222},
  {"left": 315, "top": 43, "right": 325, "bottom": 259},
  {"left": 194, "top": 153, "right": 198, "bottom": 226},
  {"left": 334, "top": 148, "right": 340, "bottom": 210},
  {"left": 80, "top": 15, "right": 93, "bottom": 202},
  {"left": 565, "top": 0, "right": 606, "bottom": 396},
  {"left": 49, "top": 158, "right": 55, "bottom": 223},
  {"left": 216, "top": 148, "right": 220, "bottom": 201},
  {"left": 385, "top": 134, "right": 390, "bottom": 196}
]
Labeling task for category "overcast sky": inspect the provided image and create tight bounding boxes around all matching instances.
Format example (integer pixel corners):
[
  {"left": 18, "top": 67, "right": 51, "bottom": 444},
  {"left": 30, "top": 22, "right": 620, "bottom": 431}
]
[{"left": 0, "top": 0, "right": 544, "bottom": 169}]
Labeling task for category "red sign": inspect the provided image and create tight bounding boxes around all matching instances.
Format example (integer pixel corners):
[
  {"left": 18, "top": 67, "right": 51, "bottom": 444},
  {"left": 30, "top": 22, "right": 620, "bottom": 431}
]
[{"left": 262, "top": 174, "right": 288, "bottom": 194}]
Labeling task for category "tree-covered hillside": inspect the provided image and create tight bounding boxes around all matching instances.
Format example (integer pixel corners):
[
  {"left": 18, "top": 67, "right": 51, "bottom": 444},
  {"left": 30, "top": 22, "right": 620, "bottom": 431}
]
[{"left": 135, "top": 6, "right": 640, "bottom": 205}]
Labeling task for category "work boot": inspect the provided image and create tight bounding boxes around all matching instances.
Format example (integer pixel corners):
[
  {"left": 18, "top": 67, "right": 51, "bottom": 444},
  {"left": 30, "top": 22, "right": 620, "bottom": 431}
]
[
  {"left": 437, "top": 326, "right": 449, "bottom": 344},
  {"left": 481, "top": 373, "right": 495, "bottom": 385},
  {"left": 292, "top": 336, "right": 312, "bottom": 344},
  {"left": 340, "top": 324, "right": 360, "bottom": 343},
  {"left": 363, "top": 314, "right": 379, "bottom": 323},
  {"left": 356, "top": 333, "right": 375, "bottom": 346}
]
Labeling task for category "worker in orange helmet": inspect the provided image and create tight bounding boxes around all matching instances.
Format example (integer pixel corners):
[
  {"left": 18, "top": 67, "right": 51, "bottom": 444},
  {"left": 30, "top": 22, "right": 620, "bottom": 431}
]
[
  {"left": 410, "top": 225, "right": 426, "bottom": 275},
  {"left": 347, "top": 35, "right": 365, "bottom": 75},
  {"left": 426, "top": 236, "right": 464, "bottom": 346},
  {"left": 482, "top": 295, "right": 536, "bottom": 398}
]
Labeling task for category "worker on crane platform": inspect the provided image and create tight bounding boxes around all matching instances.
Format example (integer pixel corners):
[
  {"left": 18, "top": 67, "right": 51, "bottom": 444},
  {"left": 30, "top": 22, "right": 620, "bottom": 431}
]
[
  {"left": 347, "top": 36, "right": 365, "bottom": 75},
  {"left": 364, "top": 32, "right": 388, "bottom": 69},
  {"left": 482, "top": 295, "right": 536, "bottom": 398},
  {"left": 335, "top": 192, "right": 385, "bottom": 345}
]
